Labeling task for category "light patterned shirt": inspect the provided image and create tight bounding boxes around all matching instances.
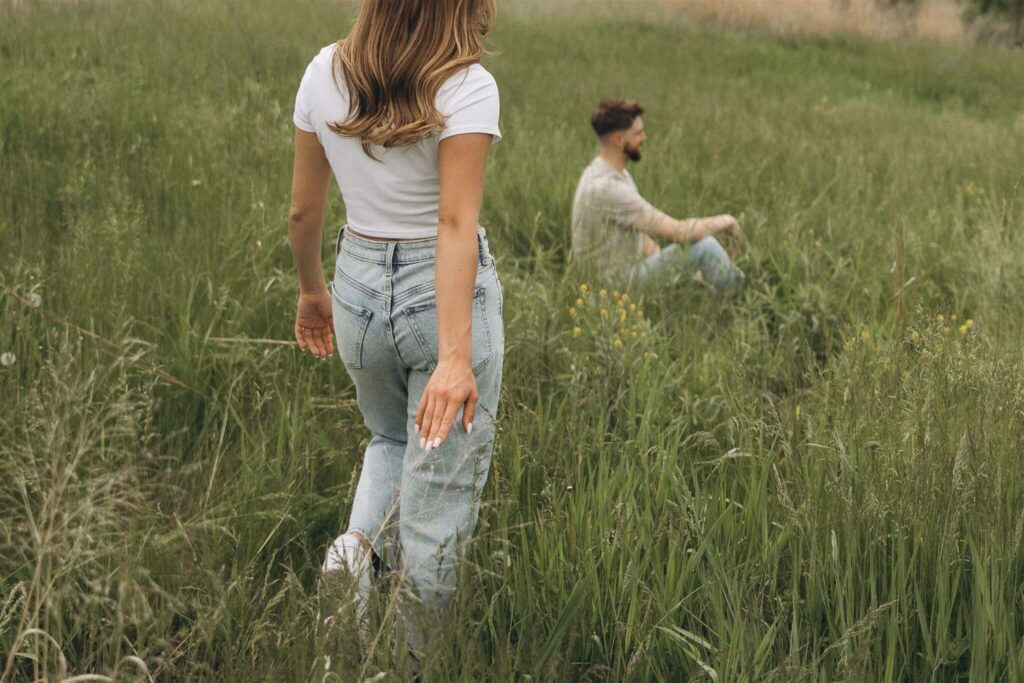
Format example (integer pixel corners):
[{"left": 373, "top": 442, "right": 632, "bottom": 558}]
[{"left": 570, "top": 156, "right": 654, "bottom": 275}]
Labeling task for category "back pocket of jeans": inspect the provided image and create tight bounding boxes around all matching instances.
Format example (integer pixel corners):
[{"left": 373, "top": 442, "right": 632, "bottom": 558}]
[
  {"left": 402, "top": 286, "right": 493, "bottom": 374},
  {"left": 330, "top": 285, "right": 372, "bottom": 369}
]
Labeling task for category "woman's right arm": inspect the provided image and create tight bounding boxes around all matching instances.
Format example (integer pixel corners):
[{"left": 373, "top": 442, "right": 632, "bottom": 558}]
[{"left": 288, "top": 128, "right": 335, "bottom": 358}]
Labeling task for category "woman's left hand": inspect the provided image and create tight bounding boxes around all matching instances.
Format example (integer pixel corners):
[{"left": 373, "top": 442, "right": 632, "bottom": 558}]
[
  {"left": 295, "top": 289, "right": 335, "bottom": 358},
  {"left": 415, "top": 357, "right": 478, "bottom": 451}
]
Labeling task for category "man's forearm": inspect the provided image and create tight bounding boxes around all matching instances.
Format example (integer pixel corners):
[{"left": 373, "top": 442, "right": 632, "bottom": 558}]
[
  {"left": 639, "top": 209, "right": 712, "bottom": 244},
  {"left": 670, "top": 217, "right": 710, "bottom": 243}
]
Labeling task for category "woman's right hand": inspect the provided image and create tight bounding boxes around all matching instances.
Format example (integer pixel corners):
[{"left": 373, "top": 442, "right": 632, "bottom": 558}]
[
  {"left": 294, "top": 289, "right": 335, "bottom": 358},
  {"left": 415, "top": 356, "right": 478, "bottom": 451}
]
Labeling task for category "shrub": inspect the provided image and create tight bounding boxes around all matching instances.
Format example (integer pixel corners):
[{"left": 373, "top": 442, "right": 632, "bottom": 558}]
[{"left": 964, "top": 0, "right": 1024, "bottom": 43}]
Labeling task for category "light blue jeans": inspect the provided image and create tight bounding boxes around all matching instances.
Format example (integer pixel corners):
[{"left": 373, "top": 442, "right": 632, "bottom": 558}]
[
  {"left": 329, "top": 225, "right": 504, "bottom": 655},
  {"left": 626, "top": 235, "right": 745, "bottom": 292}
]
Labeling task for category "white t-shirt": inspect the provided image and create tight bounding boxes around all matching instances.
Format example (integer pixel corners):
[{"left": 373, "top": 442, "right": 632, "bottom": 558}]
[
  {"left": 293, "top": 43, "right": 501, "bottom": 239},
  {"left": 570, "top": 156, "right": 654, "bottom": 273}
]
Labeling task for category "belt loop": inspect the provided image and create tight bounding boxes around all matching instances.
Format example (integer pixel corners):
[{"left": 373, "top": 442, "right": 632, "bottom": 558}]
[{"left": 386, "top": 241, "right": 397, "bottom": 274}]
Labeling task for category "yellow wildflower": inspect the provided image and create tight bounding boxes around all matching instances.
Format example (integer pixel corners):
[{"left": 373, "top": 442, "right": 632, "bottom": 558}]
[
  {"left": 621, "top": 293, "right": 629, "bottom": 303},
  {"left": 958, "top": 324, "right": 969, "bottom": 336},
  {"left": 579, "top": 283, "right": 589, "bottom": 295},
  {"left": 612, "top": 289, "right": 620, "bottom": 299},
  {"left": 613, "top": 337, "right": 623, "bottom": 350},
  {"left": 910, "top": 330, "right": 920, "bottom": 342},
  {"left": 814, "top": 239, "right": 822, "bottom": 249},
  {"left": 860, "top": 330, "right": 870, "bottom": 342},
  {"left": 964, "top": 180, "right": 985, "bottom": 198},
  {"left": 572, "top": 326, "right": 582, "bottom": 338},
  {"left": 936, "top": 314, "right": 944, "bottom": 323},
  {"left": 943, "top": 326, "right": 951, "bottom": 335},
  {"left": 599, "top": 288, "right": 607, "bottom": 299},
  {"left": 965, "top": 319, "right": 974, "bottom": 329},
  {"left": 575, "top": 298, "right": 583, "bottom": 307},
  {"left": 629, "top": 303, "right": 637, "bottom": 312},
  {"left": 795, "top": 405, "right": 801, "bottom": 419},
  {"left": 569, "top": 307, "right": 577, "bottom": 318},
  {"left": 600, "top": 308, "right": 608, "bottom": 319}
]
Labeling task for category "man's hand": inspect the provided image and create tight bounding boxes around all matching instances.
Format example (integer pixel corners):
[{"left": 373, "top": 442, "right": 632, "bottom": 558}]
[
  {"left": 642, "top": 234, "right": 662, "bottom": 257},
  {"left": 710, "top": 214, "right": 740, "bottom": 236},
  {"left": 710, "top": 214, "right": 742, "bottom": 257}
]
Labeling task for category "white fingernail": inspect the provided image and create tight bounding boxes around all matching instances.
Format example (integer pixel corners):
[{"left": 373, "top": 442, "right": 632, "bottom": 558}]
[
  {"left": 419, "top": 437, "right": 426, "bottom": 449},
  {"left": 433, "top": 437, "right": 441, "bottom": 448},
  {"left": 425, "top": 441, "right": 433, "bottom": 453},
  {"left": 467, "top": 422, "right": 473, "bottom": 434},
  {"left": 415, "top": 423, "right": 420, "bottom": 433}
]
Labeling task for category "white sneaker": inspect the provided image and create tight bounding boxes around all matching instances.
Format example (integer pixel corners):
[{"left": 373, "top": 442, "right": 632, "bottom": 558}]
[{"left": 320, "top": 532, "right": 376, "bottom": 650}]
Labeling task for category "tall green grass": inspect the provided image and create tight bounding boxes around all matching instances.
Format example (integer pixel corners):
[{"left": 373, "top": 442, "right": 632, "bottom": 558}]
[{"left": 2, "top": 0, "right": 1024, "bottom": 679}]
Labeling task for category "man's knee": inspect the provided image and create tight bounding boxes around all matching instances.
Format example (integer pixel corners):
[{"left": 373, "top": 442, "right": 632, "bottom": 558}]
[{"left": 690, "top": 235, "right": 725, "bottom": 257}]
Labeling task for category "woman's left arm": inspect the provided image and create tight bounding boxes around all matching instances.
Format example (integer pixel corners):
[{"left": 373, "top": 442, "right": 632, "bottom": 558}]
[
  {"left": 415, "top": 132, "right": 493, "bottom": 450},
  {"left": 288, "top": 128, "right": 335, "bottom": 358}
]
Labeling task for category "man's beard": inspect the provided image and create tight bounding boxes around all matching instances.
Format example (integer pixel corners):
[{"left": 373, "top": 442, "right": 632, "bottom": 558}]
[{"left": 624, "top": 143, "right": 642, "bottom": 162}]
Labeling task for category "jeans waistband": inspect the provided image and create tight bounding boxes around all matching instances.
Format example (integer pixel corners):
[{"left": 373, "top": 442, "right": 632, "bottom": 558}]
[{"left": 335, "top": 224, "right": 493, "bottom": 267}]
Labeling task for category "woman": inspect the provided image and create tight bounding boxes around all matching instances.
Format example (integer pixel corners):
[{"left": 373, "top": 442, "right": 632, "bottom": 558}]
[{"left": 287, "top": 0, "right": 503, "bottom": 661}]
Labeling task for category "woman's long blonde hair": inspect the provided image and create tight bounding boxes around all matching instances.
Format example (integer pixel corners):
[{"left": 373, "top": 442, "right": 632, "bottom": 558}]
[{"left": 329, "top": 0, "right": 497, "bottom": 155}]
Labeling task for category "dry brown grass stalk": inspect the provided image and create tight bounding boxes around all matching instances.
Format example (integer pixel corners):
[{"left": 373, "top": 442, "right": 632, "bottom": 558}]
[{"left": 670, "top": 0, "right": 964, "bottom": 41}]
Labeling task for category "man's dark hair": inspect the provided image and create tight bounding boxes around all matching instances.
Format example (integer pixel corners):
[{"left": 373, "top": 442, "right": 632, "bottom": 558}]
[{"left": 590, "top": 99, "right": 644, "bottom": 138}]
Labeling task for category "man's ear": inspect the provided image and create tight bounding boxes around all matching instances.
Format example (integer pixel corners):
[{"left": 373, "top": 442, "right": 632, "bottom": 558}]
[{"left": 611, "top": 131, "right": 624, "bottom": 148}]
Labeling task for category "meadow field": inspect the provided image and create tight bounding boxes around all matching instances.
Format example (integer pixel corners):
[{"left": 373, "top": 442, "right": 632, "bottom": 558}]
[{"left": 3, "top": 0, "right": 1024, "bottom": 679}]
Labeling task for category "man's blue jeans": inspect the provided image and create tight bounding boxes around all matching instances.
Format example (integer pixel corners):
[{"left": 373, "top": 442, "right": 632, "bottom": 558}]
[{"left": 626, "top": 235, "right": 745, "bottom": 292}]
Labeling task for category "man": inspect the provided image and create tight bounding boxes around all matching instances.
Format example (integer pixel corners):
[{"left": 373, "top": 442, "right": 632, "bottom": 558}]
[{"left": 570, "top": 99, "right": 745, "bottom": 291}]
